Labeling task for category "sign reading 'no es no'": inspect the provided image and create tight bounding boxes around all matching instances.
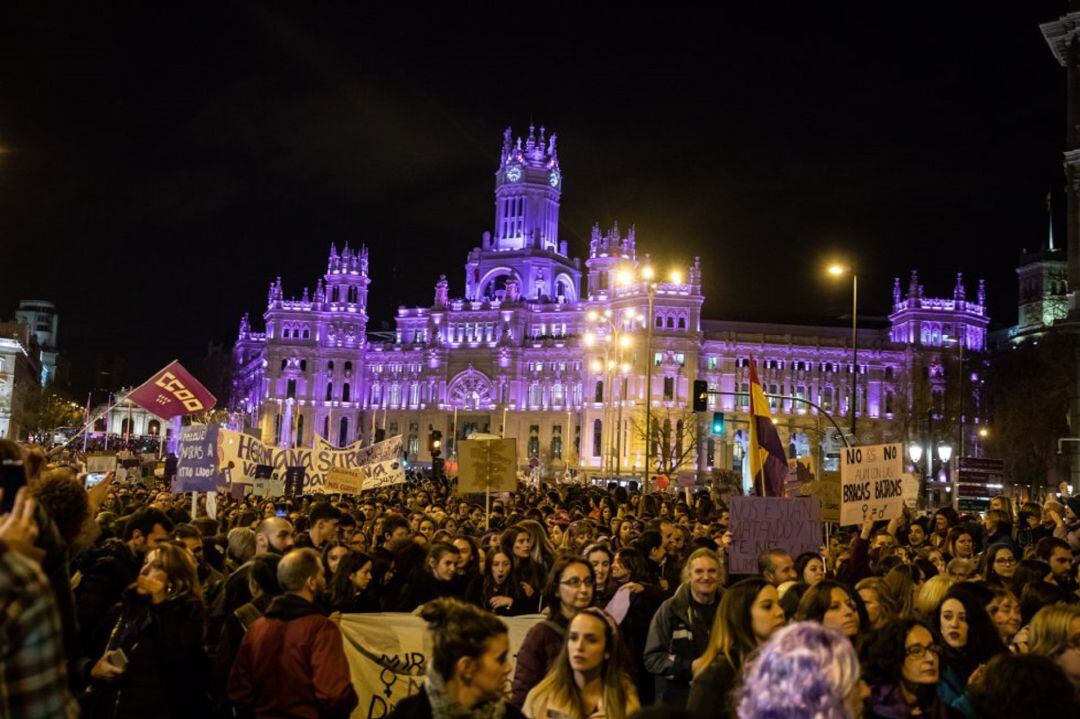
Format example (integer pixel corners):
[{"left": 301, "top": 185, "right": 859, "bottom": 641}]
[{"left": 840, "top": 443, "right": 906, "bottom": 526}]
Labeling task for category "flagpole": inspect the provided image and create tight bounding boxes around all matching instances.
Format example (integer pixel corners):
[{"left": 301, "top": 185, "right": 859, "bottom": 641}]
[{"left": 82, "top": 391, "right": 92, "bottom": 453}]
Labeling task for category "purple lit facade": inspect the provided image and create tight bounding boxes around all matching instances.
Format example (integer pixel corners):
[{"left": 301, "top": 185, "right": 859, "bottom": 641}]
[{"left": 231, "top": 126, "right": 991, "bottom": 477}]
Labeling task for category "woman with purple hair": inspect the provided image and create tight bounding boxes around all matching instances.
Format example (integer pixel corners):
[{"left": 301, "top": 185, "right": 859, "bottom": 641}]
[{"left": 735, "top": 622, "right": 869, "bottom": 719}]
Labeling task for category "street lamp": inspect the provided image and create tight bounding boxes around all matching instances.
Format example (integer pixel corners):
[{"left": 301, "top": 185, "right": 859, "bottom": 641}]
[
  {"left": 937, "top": 444, "right": 953, "bottom": 464},
  {"left": 586, "top": 305, "right": 635, "bottom": 477},
  {"left": 826, "top": 263, "right": 859, "bottom": 439},
  {"left": 909, "top": 443, "right": 924, "bottom": 465}
]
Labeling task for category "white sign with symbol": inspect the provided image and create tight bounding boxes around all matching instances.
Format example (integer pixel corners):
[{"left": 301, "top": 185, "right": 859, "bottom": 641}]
[{"left": 840, "top": 443, "right": 906, "bottom": 526}]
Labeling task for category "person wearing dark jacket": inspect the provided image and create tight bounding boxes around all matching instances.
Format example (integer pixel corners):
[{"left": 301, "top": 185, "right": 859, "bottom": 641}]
[
  {"left": 688, "top": 578, "right": 786, "bottom": 719},
  {"left": 73, "top": 507, "right": 173, "bottom": 657},
  {"left": 387, "top": 598, "right": 525, "bottom": 719},
  {"left": 228, "top": 547, "right": 358, "bottom": 719},
  {"left": 212, "top": 553, "right": 283, "bottom": 700},
  {"left": 510, "top": 556, "right": 594, "bottom": 707},
  {"left": 83, "top": 543, "right": 210, "bottom": 719},
  {"left": 395, "top": 542, "right": 460, "bottom": 611},
  {"left": 859, "top": 618, "right": 964, "bottom": 719},
  {"left": 466, "top": 549, "right": 530, "bottom": 616},
  {"left": 643, "top": 549, "right": 723, "bottom": 707}
]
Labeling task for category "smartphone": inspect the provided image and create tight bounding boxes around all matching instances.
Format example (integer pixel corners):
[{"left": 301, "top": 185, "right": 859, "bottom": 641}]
[
  {"left": 275, "top": 503, "right": 289, "bottom": 518},
  {"left": 105, "top": 648, "right": 129, "bottom": 671},
  {"left": 85, "top": 473, "right": 107, "bottom": 489},
  {"left": 0, "top": 459, "right": 27, "bottom": 513}
]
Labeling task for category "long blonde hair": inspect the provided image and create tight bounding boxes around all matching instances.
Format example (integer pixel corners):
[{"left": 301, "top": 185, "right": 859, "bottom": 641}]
[
  {"left": 526, "top": 608, "right": 635, "bottom": 719},
  {"left": 914, "top": 574, "right": 956, "bottom": 621}
]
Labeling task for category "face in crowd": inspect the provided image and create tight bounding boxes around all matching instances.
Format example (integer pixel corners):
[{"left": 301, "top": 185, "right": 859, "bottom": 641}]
[
  {"left": 688, "top": 556, "right": 720, "bottom": 601},
  {"left": 557, "top": 562, "right": 594, "bottom": 619},
  {"left": 568, "top": 612, "right": 609, "bottom": 675},
  {"left": 823, "top": 587, "right": 860, "bottom": 638},
  {"left": 750, "top": 585, "right": 787, "bottom": 643},
  {"left": 939, "top": 598, "right": 968, "bottom": 650},
  {"left": 902, "top": 625, "right": 941, "bottom": 687},
  {"left": 587, "top": 549, "right": 611, "bottom": 588}
]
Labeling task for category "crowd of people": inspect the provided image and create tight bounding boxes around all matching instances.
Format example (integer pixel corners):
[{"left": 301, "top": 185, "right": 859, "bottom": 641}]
[{"left": 2, "top": 435, "right": 1080, "bottom": 719}]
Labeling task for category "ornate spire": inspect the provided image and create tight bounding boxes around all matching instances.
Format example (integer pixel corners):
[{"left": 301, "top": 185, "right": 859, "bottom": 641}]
[
  {"left": 238, "top": 313, "right": 250, "bottom": 339},
  {"left": 314, "top": 279, "right": 325, "bottom": 304},
  {"left": 953, "top": 273, "right": 966, "bottom": 301},
  {"left": 690, "top": 256, "right": 702, "bottom": 286},
  {"left": 892, "top": 277, "right": 901, "bottom": 307},
  {"left": 908, "top": 271, "right": 920, "bottom": 301},
  {"left": 977, "top": 279, "right": 986, "bottom": 307},
  {"left": 434, "top": 275, "right": 449, "bottom": 307}
]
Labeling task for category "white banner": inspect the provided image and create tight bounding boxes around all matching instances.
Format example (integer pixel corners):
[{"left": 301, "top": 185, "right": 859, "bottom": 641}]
[
  {"left": 218, "top": 431, "right": 403, "bottom": 493},
  {"left": 338, "top": 612, "right": 542, "bottom": 719},
  {"left": 840, "top": 443, "right": 906, "bottom": 525}
]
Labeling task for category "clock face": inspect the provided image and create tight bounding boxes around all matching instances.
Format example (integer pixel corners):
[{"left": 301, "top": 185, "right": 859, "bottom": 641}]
[
  {"left": 549, "top": 170, "right": 561, "bottom": 188},
  {"left": 505, "top": 165, "right": 522, "bottom": 182}
]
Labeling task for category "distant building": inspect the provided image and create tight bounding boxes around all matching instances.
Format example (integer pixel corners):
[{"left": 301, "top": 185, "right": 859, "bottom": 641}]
[
  {"left": 0, "top": 321, "right": 42, "bottom": 440},
  {"left": 232, "top": 126, "right": 990, "bottom": 482},
  {"left": 14, "top": 300, "right": 58, "bottom": 385}
]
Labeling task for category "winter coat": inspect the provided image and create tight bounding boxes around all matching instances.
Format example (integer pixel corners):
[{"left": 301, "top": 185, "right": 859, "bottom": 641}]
[
  {"left": 510, "top": 618, "right": 567, "bottom": 707},
  {"left": 387, "top": 684, "right": 527, "bottom": 719},
  {"left": 865, "top": 682, "right": 964, "bottom": 719},
  {"left": 687, "top": 657, "right": 737, "bottom": 719},
  {"left": 83, "top": 590, "right": 210, "bottom": 719},
  {"left": 73, "top": 538, "right": 140, "bottom": 656},
  {"left": 465, "top": 574, "right": 531, "bottom": 616},
  {"left": 643, "top": 582, "right": 720, "bottom": 706},
  {"left": 227, "top": 593, "right": 358, "bottom": 719},
  {"left": 395, "top": 568, "right": 457, "bottom": 611},
  {"left": 618, "top": 582, "right": 667, "bottom": 705}
]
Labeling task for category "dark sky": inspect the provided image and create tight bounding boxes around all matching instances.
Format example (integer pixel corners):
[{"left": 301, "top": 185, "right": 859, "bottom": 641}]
[{"left": 0, "top": 2, "right": 1070, "bottom": 393}]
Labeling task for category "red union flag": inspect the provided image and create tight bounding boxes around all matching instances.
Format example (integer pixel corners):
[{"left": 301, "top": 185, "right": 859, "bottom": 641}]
[{"left": 126, "top": 360, "right": 217, "bottom": 419}]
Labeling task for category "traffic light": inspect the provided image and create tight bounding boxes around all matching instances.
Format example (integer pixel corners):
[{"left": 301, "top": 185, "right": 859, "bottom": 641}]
[
  {"left": 692, "top": 379, "right": 709, "bottom": 412},
  {"left": 428, "top": 430, "right": 443, "bottom": 455},
  {"left": 712, "top": 412, "right": 725, "bottom": 435}
]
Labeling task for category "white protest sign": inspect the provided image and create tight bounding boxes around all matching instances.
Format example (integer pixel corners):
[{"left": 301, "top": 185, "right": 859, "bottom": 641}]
[
  {"left": 840, "top": 443, "right": 905, "bottom": 525},
  {"left": 252, "top": 477, "right": 284, "bottom": 497},
  {"left": 338, "top": 612, "right": 541, "bottom": 719}
]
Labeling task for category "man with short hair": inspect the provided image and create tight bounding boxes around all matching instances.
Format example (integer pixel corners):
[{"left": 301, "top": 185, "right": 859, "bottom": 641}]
[
  {"left": 1036, "top": 537, "right": 1076, "bottom": 592},
  {"left": 758, "top": 548, "right": 796, "bottom": 586},
  {"left": 228, "top": 548, "right": 358, "bottom": 719},
  {"left": 293, "top": 502, "right": 341, "bottom": 550},
  {"left": 74, "top": 507, "right": 173, "bottom": 651}
]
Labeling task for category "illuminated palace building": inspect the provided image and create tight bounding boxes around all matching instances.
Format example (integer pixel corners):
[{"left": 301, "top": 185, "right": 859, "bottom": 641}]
[{"left": 231, "top": 126, "right": 990, "bottom": 479}]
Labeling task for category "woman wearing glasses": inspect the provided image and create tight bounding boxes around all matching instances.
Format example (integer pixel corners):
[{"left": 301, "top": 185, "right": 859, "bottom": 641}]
[
  {"left": 858, "top": 618, "right": 958, "bottom": 718},
  {"left": 979, "top": 544, "right": 1018, "bottom": 587},
  {"left": 510, "top": 556, "right": 595, "bottom": 707}
]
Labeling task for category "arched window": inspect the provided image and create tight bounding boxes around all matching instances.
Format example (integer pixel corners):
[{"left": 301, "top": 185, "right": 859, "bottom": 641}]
[
  {"left": 274, "top": 414, "right": 282, "bottom": 446},
  {"left": 344, "top": 361, "right": 352, "bottom": 374},
  {"left": 121, "top": 418, "right": 134, "bottom": 437},
  {"left": 287, "top": 379, "right": 296, "bottom": 399},
  {"left": 677, "top": 316, "right": 686, "bottom": 329},
  {"left": 338, "top": 417, "right": 349, "bottom": 446},
  {"left": 322, "top": 415, "right": 329, "bottom": 440},
  {"left": 325, "top": 382, "right": 334, "bottom": 401},
  {"left": 148, "top": 419, "right": 160, "bottom": 436},
  {"left": 328, "top": 361, "right": 335, "bottom": 371},
  {"left": 594, "top": 381, "right": 604, "bottom": 403},
  {"left": 331, "top": 287, "right": 339, "bottom": 303},
  {"left": 342, "top": 382, "right": 350, "bottom": 403},
  {"left": 592, "top": 419, "right": 602, "bottom": 457},
  {"left": 666, "top": 316, "right": 675, "bottom": 329},
  {"left": 655, "top": 315, "right": 664, "bottom": 328},
  {"left": 295, "top": 414, "right": 304, "bottom": 448}
]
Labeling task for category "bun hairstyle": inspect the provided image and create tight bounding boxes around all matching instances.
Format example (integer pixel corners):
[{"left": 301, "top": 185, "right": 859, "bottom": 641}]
[{"left": 419, "top": 598, "right": 508, "bottom": 680}]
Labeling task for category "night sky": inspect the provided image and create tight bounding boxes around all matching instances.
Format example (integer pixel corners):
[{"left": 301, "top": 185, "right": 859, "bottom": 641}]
[{"left": 0, "top": 3, "right": 1069, "bottom": 393}]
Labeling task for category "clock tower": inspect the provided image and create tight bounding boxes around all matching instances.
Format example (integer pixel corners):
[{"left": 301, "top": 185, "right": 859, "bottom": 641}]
[{"left": 464, "top": 125, "right": 581, "bottom": 303}]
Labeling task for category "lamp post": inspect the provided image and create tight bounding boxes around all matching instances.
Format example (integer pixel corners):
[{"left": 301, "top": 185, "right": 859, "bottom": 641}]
[
  {"left": 585, "top": 309, "right": 634, "bottom": 477},
  {"left": 827, "top": 264, "right": 859, "bottom": 439}
]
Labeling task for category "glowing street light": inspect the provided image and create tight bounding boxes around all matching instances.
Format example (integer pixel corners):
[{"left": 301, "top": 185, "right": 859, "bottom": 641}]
[
  {"left": 978, "top": 427, "right": 989, "bottom": 439},
  {"left": 591, "top": 360, "right": 603, "bottom": 373},
  {"left": 618, "top": 335, "right": 632, "bottom": 348},
  {"left": 616, "top": 267, "right": 634, "bottom": 286},
  {"left": 909, "top": 443, "right": 923, "bottom": 465},
  {"left": 937, "top": 444, "right": 953, "bottom": 463},
  {"left": 583, "top": 332, "right": 595, "bottom": 347},
  {"left": 587, "top": 309, "right": 599, "bottom": 322},
  {"left": 641, "top": 266, "right": 655, "bottom": 280},
  {"left": 825, "top": 261, "right": 858, "bottom": 437},
  {"left": 670, "top": 270, "right": 683, "bottom": 284}
]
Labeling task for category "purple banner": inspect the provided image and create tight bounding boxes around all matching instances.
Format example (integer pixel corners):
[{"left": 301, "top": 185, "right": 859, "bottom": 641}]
[{"left": 173, "top": 424, "right": 220, "bottom": 493}]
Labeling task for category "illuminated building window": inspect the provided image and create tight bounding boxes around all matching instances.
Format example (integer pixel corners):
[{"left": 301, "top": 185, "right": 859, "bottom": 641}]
[{"left": 592, "top": 419, "right": 602, "bottom": 457}]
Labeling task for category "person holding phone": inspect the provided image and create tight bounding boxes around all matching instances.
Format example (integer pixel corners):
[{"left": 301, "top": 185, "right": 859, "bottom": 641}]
[{"left": 85, "top": 543, "right": 210, "bottom": 718}]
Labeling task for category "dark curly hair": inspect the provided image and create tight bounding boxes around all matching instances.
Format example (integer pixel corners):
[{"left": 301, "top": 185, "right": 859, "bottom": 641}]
[
  {"left": 34, "top": 469, "right": 89, "bottom": 545},
  {"left": 857, "top": 617, "right": 936, "bottom": 687}
]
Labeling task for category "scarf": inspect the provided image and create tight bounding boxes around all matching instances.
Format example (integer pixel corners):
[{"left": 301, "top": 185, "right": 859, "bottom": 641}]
[{"left": 424, "top": 669, "right": 506, "bottom": 719}]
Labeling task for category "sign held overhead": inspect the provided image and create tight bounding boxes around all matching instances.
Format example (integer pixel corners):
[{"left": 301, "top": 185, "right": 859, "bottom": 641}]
[{"left": 840, "top": 442, "right": 907, "bottom": 525}]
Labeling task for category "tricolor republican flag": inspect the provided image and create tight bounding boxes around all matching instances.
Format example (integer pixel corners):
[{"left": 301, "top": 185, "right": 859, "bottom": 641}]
[{"left": 747, "top": 356, "right": 788, "bottom": 497}]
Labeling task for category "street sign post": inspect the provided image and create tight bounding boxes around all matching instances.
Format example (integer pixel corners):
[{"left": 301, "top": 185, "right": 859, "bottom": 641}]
[{"left": 955, "top": 457, "right": 1003, "bottom": 512}]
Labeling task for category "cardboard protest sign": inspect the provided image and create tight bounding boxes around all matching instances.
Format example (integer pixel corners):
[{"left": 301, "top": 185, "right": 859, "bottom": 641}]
[
  {"left": 457, "top": 438, "right": 517, "bottom": 494},
  {"left": 337, "top": 613, "right": 541, "bottom": 719},
  {"left": 840, "top": 443, "right": 905, "bottom": 525},
  {"left": 728, "top": 497, "right": 822, "bottom": 574},
  {"left": 252, "top": 477, "right": 284, "bottom": 497},
  {"left": 86, "top": 453, "right": 117, "bottom": 475},
  {"left": 173, "top": 424, "right": 220, "bottom": 493}
]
